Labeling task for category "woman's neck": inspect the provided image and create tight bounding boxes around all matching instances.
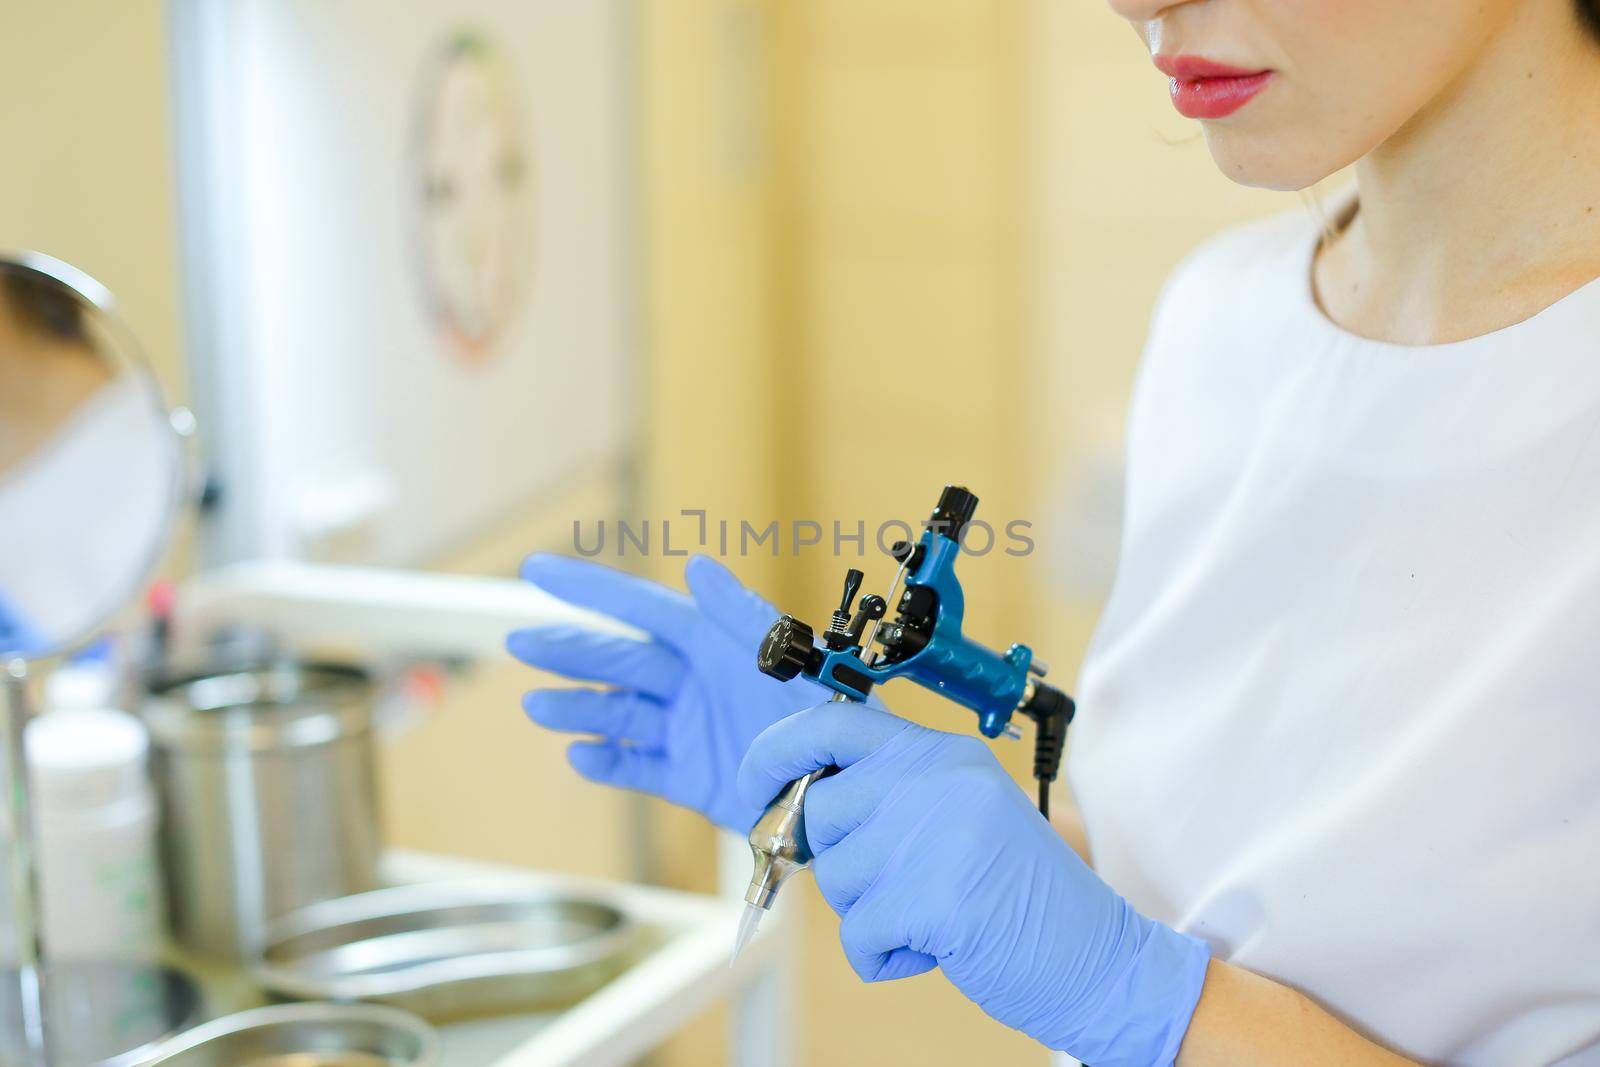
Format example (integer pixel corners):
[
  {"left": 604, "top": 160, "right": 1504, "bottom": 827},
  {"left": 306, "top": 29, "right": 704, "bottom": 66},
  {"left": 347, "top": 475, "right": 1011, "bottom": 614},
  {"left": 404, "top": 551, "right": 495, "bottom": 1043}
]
[{"left": 1316, "top": 2, "right": 1600, "bottom": 345}]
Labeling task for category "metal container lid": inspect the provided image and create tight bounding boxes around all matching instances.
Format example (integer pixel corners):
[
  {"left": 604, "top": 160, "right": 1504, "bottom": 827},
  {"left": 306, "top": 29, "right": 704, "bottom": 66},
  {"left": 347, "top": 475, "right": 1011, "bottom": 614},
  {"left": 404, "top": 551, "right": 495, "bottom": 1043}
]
[
  {"left": 142, "top": 1001, "right": 437, "bottom": 1066},
  {"left": 142, "top": 662, "right": 372, "bottom": 753}
]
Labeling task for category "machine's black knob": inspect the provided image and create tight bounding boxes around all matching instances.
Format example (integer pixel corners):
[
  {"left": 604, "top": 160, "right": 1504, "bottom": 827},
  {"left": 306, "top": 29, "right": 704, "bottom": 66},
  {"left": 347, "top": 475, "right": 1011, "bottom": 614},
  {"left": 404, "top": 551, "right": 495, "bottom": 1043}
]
[
  {"left": 930, "top": 485, "right": 979, "bottom": 542},
  {"left": 758, "top": 615, "right": 816, "bottom": 681},
  {"left": 839, "top": 568, "right": 864, "bottom": 614},
  {"left": 855, "top": 594, "right": 888, "bottom": 624}
]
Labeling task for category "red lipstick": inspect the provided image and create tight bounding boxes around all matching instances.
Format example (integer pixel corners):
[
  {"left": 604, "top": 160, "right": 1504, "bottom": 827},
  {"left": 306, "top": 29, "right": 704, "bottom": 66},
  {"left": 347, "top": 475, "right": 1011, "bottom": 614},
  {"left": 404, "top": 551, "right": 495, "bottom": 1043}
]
[{"left": 1153, "top": 55, "right": 1273, "bottom": 120}]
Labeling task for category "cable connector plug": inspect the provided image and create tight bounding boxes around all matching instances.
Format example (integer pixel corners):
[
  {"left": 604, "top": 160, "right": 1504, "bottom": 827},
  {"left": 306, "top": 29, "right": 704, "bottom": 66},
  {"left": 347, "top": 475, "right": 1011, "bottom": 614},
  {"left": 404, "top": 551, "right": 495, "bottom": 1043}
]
[{"left": 1022, "top": 681, "right": 1076, "bottom": 818}]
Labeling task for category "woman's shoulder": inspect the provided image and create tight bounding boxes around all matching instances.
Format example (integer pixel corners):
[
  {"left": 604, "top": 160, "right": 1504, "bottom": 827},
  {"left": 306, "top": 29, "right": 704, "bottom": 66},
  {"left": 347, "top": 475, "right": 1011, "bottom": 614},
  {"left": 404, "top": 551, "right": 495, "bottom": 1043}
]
[
  {"left": 1131, "top": 208, "right": 1323, "bottom": 421},
  {"left": 1142, "top": 206, "right": 1324, "bottom": 354},
  {"left": 1164, "top": 207, "right": 1319, "bottom": 306}
]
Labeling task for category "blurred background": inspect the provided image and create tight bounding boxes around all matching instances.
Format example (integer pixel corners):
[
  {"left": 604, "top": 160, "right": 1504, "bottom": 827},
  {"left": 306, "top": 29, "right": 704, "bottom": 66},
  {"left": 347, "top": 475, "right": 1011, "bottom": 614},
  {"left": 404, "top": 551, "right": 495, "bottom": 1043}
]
[{"left": 1, "top": 1, "right": 1294, "bottom": 1063}]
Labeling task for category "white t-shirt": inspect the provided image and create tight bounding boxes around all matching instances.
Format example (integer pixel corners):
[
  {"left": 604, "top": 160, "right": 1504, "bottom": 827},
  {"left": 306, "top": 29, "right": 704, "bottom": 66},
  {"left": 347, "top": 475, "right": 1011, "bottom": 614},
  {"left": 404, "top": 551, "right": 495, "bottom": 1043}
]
[{"left": 1068, "top": 207, "right": 1600, "bottom": 1065}]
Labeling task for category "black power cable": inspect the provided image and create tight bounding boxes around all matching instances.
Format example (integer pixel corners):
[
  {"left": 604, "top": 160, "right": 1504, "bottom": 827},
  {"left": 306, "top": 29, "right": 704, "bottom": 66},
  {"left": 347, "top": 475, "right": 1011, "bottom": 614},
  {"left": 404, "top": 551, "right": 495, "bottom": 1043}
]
[{"left": 1023, "top": 681, "right": 1075, "bottom": 821}]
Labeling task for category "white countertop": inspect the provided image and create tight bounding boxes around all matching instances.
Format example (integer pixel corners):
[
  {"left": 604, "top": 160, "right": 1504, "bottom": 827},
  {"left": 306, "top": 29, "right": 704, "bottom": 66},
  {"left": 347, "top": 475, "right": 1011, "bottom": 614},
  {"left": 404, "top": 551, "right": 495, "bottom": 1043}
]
[{"left": 379, "top": 850, "right": 792, "bottom": 1067}]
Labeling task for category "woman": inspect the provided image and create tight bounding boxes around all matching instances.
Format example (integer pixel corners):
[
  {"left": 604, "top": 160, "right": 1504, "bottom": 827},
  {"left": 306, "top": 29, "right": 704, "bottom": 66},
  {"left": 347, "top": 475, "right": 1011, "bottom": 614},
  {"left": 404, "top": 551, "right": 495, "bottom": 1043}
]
[{"left": 509, "top": 0, "right": 1600, "bottom": 1062}]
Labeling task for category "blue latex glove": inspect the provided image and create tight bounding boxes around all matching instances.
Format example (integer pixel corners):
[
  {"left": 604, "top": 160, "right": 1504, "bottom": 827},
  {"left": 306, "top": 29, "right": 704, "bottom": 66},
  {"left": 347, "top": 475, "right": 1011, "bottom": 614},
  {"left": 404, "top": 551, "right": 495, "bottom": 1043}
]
[
  {"left": 737, "top": 702, "right": 1211, "bottom": 1066},
  {"left": 508, "top": 553, "right": 824, "bottom": 832}
]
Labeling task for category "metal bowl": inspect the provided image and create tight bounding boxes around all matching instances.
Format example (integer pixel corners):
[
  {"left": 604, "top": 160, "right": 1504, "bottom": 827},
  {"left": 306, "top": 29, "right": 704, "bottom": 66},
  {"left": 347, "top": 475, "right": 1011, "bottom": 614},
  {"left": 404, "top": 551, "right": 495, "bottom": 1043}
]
[
  {"left": 143, "top": 1002, "right": 437, "bottom": 1067},
  {"left": 0, "top": 962, "right": 201, "bottom": 1067},
  {"left": 253, "top": 880, "right": 636, "bottom": 1021}
]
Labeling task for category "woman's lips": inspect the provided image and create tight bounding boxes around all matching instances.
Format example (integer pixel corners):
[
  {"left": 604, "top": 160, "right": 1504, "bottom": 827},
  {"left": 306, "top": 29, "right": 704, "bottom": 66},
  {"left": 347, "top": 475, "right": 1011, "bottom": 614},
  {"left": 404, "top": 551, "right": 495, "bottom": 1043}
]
[{"left": 1153, "top": 55, "right": 1273, "bottom": 120}]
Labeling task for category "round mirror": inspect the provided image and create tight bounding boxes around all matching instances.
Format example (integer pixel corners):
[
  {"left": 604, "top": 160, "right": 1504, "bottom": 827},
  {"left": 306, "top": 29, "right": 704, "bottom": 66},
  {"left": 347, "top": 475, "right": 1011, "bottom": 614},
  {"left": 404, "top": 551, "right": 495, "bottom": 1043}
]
[{"left": 0, "top": 252, "right": 185, "bottom": 662}]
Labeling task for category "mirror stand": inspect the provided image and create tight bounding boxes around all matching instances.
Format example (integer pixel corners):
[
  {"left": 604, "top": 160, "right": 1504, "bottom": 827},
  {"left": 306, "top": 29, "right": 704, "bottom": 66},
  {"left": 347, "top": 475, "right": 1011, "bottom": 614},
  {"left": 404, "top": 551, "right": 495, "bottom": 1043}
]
[{"left": 2, "top": 659, "right": 49, "bottom": 1067}]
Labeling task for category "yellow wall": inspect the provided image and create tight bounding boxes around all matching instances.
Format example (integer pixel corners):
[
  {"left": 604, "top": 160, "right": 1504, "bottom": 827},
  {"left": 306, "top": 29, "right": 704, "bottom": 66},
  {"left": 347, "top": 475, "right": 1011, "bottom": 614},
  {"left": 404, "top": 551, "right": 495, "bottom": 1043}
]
[
  {"left": 1024, "top": 2, "right": 1295, "bottom": 673},
  {"left": 0, "top": 1, "right": 186, "bottom": 398},
  {"left": 766, "top": 3, "right": 1042, "bottom": 1062}
]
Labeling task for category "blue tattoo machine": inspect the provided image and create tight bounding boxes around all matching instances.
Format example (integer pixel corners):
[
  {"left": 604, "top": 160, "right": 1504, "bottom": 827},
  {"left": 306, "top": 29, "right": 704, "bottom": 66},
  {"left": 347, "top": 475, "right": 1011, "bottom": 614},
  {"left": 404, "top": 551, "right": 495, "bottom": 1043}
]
[{"left": 733, "top": 486, "right": 1076, "bottom": 958}]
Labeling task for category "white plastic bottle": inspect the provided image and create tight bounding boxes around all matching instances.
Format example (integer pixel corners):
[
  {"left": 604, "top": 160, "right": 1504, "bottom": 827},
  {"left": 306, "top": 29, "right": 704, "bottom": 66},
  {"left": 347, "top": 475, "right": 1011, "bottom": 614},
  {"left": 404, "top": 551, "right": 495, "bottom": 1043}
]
[
  {"left": 20, "top": 707, "right": 165, "bottom": 964},
  {"left": 42, "top": 640, "right": 121, "bottom": 714}
]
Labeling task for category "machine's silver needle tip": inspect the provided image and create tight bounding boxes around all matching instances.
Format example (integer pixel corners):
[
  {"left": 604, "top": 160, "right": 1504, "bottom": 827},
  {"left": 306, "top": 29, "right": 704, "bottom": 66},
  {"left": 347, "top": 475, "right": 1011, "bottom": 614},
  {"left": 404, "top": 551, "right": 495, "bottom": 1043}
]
[{"left": 729, "top": 902, "right": 764, "bottom": 967}]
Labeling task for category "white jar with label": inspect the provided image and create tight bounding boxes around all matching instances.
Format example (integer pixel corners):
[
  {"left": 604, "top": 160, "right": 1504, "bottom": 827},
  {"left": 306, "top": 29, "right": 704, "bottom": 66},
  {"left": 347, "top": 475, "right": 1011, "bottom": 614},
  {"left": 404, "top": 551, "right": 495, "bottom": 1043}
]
[{"left": 17, "top": 707, "right": 165, "bottom": 964}]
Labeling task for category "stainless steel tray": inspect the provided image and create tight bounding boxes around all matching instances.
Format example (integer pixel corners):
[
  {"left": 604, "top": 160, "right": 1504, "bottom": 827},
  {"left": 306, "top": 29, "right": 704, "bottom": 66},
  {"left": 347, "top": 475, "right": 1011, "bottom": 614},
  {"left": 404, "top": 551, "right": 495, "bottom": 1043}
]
[
  {"left": 252, "top": 880, "right": 636, "bottom": 1021},
  {"left": 0, "top": 962, "right": 201, "bottom": 1067},
  {"left": 143, "top": 1002, "right": 436, "bottom": 1067}
]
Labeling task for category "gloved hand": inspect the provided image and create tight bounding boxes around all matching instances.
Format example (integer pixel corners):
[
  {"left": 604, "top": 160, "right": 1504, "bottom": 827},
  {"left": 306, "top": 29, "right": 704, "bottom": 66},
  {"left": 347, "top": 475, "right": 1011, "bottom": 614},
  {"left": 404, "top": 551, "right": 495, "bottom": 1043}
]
[
  {"left": 508, "top": 553, "right": 824, "bottom": 833},
  {"left": 737, "top": 702, "right": 1211, "bottom": 1066}
]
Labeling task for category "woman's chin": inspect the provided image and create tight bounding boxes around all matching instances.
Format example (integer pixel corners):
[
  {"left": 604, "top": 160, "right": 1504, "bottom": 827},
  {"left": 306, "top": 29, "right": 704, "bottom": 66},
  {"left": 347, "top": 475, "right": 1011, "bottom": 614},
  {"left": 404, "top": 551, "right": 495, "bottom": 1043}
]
[{"left": 1201, "top": 127, "right": 1353, "bottom": 193}]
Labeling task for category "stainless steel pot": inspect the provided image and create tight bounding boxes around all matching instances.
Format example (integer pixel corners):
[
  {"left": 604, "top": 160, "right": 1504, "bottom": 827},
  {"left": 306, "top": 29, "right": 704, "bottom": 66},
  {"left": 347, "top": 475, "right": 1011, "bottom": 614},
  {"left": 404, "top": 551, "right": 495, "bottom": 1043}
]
[{"left": 143, "top": 663, "right": 382, "bottom": 960}]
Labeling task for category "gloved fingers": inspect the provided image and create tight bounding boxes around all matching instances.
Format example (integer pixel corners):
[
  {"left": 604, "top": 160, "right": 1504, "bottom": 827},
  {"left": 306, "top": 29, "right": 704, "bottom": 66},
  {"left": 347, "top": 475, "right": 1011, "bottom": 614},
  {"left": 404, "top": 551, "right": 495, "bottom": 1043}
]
[
  {"left": 873, "top": 947, "right": 938, "bottom": 982},
  {"left": 684, "top": 554, "right": 778, "bottom": 651},
  {"left": 506, "top": 626, "right": 684, "bottom": 701},
  {"left": 798, "top": 728, "right": 952, "bottom": 854},
  {"left": 565, "top": 740, "right": 671, "bottom": 797},
  {"left": 520, "top": 554, "right": 698, "bottom": 641},
  {"left": 807, "top": 787, "right": 933, "bottom": 915},
  {"left": 810, "top": 832, "right": 883, "bottom": 918},
  {"left": 522, "top": 689, "right": 667, "bottom": 748},
  {"left": 736, "top": 702, "right": 914, "bottom": 812},
  {"left": 838, "top": 892, "right": 928, "bottom": 984}
]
